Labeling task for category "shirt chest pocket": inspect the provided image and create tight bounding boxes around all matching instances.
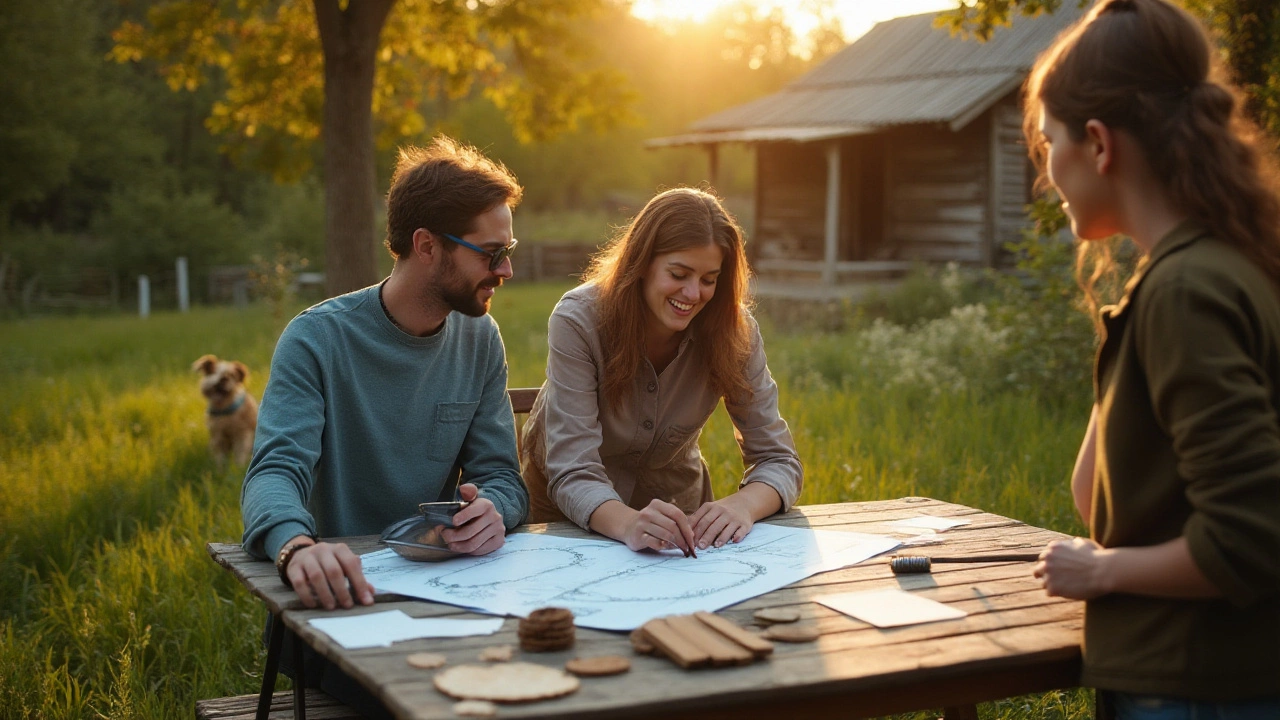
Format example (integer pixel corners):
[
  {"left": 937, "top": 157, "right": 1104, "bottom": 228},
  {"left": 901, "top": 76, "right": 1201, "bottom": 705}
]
[
  {"left": 647, "top": 424, "right": 700, "bottom": 469},
  {"left": 427, "top": 400, "right": 479, "bottom": 463}
]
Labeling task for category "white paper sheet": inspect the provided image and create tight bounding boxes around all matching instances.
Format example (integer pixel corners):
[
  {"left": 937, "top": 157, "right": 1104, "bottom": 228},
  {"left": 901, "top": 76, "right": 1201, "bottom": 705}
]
[
  {"left": 360, "top": 523, "right": 898, "bottom": 631},
  {"left": 889, "top": 515, "right": 971, "bottom": 531},
  {"left": 308, "top": 610, "right": 505, "bottom": 649},
  {"left": 816, "top": 588, "right": 967, "bottom": 628}
]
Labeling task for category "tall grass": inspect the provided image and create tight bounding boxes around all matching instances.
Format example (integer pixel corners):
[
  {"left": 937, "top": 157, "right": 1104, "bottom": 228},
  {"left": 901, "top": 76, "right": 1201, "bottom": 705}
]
[{"left": 0, "top": 280, "right": 1094, "bottom": 719}]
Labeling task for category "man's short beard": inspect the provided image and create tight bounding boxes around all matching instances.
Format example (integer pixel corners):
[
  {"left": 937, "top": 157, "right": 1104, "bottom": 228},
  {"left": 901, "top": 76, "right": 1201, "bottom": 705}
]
[{"left": 436, "top": 249, "right": 495, "bottom": 318}]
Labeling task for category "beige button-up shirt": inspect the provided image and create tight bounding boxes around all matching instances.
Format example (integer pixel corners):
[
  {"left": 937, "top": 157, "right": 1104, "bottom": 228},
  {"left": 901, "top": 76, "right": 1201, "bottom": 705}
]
[{"left": 520, "top": 284, "right": 803, "bottom": 528}]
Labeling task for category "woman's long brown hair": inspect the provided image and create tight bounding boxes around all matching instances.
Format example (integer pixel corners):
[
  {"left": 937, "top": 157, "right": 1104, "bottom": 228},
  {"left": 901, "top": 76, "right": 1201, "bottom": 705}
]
[
  {"left": 584, "top": 188, "right": 753, "bottom": 406},
  {"left": 1023, "top": 0, "right": 1280, "bottom": 322}
]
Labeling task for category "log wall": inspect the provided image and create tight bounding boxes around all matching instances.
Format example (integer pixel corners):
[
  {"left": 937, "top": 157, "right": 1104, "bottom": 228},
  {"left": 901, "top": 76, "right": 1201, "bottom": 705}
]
[{"left": 750, "top": 91, "right": 1034, "bottom": 276}]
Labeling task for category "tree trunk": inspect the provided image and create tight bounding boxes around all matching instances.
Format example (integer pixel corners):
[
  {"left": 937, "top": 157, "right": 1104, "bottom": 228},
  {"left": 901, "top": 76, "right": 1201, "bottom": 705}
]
[{"left": 314, "top": 0, "right": 394, "bottom": 298}]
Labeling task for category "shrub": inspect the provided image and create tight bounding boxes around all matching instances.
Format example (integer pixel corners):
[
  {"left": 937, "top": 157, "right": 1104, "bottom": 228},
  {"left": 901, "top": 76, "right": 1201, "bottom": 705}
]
[{"left": 855, "top": 303, "right": 1012, "bottom": 396}]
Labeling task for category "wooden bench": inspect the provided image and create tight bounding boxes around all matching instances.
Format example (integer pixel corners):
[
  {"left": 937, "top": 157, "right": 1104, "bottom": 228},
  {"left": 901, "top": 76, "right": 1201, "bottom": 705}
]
[
  {"left": 195, "top": 690, "right": 361, "bottom": 720},
  {"left": 196, "top": 387, "right": 542, "bottom": 720}
]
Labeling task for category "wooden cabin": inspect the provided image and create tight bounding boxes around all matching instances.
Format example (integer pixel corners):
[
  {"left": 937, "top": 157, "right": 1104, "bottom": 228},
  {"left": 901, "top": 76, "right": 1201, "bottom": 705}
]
[{"left": 648, "top": 7, "right": 1085, "bottom": 287}]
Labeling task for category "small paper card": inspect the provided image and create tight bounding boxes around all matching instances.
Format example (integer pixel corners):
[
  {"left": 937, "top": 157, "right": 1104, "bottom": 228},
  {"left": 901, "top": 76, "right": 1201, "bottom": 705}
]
[
  {"left": 889, "top": 515, "right": 970, "bottom": 531},
  {"left": 309, "top": 610, "right": 505, "bottom": 649},
  {"left": 816, "top": 589, "right": 967, "bottom": 628}
]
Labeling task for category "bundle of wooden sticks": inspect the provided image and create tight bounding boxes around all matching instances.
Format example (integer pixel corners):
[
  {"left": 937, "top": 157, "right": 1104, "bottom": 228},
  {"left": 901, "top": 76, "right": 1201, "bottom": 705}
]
[{"left": 634, "top": 612, "right": 774, "bottom": 669}]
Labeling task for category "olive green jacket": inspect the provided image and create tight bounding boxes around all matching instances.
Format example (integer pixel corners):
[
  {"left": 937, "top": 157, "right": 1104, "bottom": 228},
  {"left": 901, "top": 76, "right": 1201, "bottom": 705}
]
[{"left": 1086, "top": 222, "right": 1280, "bottom": 699}]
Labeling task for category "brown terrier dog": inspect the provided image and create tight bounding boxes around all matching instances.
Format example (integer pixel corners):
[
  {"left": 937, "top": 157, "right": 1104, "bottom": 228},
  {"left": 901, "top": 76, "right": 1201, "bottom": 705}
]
[{"left": 193, "top": 354, "right": 259, "bottom": 468}]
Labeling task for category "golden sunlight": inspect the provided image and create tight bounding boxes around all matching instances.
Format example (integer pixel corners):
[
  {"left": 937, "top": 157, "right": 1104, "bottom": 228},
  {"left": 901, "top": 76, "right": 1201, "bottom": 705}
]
[{"left": 630, "top": 0, "right": 960, "bottom": 44}]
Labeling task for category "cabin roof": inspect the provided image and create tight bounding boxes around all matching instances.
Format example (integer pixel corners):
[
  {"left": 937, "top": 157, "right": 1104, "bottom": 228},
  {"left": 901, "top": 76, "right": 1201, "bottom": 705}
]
[{"left": 648, "top": 6, "right": 1086, "bottom": 147}]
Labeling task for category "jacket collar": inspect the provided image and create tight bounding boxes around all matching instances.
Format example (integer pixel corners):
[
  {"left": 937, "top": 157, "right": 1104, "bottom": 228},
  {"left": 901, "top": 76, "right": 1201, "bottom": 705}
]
[{"left": 1100, "top": 220, "right": 1210, "bottom": 322}]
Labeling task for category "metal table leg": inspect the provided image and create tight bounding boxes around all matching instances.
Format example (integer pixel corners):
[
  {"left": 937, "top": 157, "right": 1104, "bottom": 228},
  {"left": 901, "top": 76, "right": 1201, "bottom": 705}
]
[
  {"left": 256, "top": 612, "right": 284, "bottom": 720},
  {"left": 292, "top": 624, "right": 308, "bottom": 720}
]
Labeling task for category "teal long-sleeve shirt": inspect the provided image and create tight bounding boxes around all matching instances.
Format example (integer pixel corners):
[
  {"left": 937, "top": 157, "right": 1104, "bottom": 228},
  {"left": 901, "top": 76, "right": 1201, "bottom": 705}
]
[{"left": 241, "top": 284, "right": 529, "bottom": 561}]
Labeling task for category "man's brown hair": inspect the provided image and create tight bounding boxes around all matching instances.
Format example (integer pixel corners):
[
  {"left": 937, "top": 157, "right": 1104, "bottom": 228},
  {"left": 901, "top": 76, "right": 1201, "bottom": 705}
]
[{"left": 384, "top": 136, "right": 523, "bottom": 260}]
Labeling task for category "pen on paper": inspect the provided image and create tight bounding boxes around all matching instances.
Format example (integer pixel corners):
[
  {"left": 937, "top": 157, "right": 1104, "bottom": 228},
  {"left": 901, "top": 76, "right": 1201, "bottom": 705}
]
[{"left": 672, "top": 497, "right": 696, "bottom": 559}]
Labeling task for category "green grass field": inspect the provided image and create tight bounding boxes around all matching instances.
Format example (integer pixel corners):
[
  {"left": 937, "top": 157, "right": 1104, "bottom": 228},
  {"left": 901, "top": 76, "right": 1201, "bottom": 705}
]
[{"left": 0, "top": 282, "right": 1093, "bottom": 719}]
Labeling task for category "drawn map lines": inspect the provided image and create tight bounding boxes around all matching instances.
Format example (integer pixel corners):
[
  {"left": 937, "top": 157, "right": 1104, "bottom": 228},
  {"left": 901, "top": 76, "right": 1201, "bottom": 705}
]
[{"left": 360, "top": 523, "right": 898, "bottom": 630}]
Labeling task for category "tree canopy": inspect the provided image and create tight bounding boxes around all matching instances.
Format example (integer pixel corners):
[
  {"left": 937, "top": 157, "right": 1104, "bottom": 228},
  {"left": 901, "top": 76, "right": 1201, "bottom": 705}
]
[
  {"left": 2, "top": 0, "right": 841, "bottom": 310},
  {"left": 113, "top": 0, "right": 638, "bottom": 294},
  {"left": 112, "top": 0, "right": 635, "bottom": 181}
]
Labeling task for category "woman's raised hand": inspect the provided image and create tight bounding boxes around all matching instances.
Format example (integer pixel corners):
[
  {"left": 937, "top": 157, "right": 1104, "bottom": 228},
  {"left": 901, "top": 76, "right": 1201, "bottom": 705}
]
[{"left": 623, "top": 499, "right": 697, "bottom": 555}]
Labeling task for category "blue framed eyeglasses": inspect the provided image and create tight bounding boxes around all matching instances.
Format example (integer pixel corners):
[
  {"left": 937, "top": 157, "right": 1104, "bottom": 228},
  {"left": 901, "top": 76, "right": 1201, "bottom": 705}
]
[{"left": 441, "top": 233, "right": 518, "bottom": 272}]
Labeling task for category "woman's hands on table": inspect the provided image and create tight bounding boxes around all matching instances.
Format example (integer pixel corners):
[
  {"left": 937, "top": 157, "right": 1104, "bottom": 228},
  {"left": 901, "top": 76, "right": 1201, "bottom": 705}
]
[
  {"left": 590, "top": 483, "right": 784, "bottom": 555},
  {"left": 690, "top": 500, "right": 753, "bottom": 549},
  {"left": 691, "top": 482, "right": 784, "bottom": 550},
  {"left": 591, "top": 499, "right": 696, "bottom": 555}
]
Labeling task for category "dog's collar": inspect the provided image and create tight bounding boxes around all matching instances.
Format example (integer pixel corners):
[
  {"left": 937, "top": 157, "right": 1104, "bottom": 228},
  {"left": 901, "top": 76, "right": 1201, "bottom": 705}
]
[{"left": 208, "top": 391, "right": 247, "bottom": 417}]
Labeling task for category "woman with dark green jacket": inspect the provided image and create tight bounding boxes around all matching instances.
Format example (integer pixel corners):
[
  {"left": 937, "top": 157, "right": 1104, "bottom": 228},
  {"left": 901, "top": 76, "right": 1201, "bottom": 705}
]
[{"left": 1025, "top": 1, "right": 1280, "bottom": 718}]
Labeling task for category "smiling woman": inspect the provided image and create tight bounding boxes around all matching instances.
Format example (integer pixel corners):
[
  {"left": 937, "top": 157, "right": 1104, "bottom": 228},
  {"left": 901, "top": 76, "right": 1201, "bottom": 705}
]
[{"left": 519, "top": 188, "right": 804, "bottom": 559}]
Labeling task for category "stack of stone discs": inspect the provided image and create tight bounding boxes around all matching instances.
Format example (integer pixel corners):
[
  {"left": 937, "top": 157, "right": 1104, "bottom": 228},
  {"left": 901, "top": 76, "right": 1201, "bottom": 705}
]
[{"left": 518, "top": 607, "right": 575, "bottom": 652}]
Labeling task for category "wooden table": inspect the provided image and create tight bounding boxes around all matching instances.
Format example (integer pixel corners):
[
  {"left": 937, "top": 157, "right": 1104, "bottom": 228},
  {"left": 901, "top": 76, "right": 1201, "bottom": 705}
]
[{"left": 209, "top": 497, "right": 1085, "bottom": 720}]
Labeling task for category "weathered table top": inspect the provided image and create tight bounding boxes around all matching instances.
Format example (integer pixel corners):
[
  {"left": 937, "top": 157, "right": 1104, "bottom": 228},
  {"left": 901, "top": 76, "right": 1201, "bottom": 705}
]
[{"left": 209, "top": 497, "right": 1083, "bottom": 719}]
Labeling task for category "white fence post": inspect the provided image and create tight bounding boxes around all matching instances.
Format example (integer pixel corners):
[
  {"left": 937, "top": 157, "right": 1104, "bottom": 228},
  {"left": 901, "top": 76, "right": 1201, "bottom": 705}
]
[
  {"left": 138, "top": 275, "right": 151, "bottom": 318},
  {"left": 176, "top": 257, "right": 189, "bottom": 313}
]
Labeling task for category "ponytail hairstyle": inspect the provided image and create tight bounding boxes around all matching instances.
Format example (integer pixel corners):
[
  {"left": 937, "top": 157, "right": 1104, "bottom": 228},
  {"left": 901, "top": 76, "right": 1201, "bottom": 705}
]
[
  {"left": 583, "top": 188, "right": 753, "bottom": 406},
  {"left": 1023, "top": 0, "right": 1280, "bottom": 320}
]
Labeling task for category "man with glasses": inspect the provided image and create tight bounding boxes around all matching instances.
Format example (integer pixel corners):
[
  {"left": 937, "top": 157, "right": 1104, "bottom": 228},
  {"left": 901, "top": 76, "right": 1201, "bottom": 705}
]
[{"left": 241, "top": 135, "right": 528, "bottom": 718}]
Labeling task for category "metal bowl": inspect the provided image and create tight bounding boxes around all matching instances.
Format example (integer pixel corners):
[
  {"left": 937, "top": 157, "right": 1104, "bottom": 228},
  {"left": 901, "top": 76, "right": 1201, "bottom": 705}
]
[{"left": 378, "top": 502, "right": 469, "bottom": 563}]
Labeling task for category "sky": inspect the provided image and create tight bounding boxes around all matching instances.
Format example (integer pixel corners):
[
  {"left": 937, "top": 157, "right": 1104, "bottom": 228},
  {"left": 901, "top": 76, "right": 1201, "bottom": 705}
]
[{"left": 629, "top": 0, "right": 960, "bottom": 45}]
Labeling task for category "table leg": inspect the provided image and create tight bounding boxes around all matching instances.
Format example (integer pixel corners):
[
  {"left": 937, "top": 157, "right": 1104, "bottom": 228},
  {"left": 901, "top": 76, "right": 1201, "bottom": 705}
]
[
  {"left": 256, "top": 612, "right": 284, "bottom": 720},
  {"left": 943, "top": 704, "right": 979, "bottom": 720},
  {"left": 292, "top": 628, "right": 308, "bottom": 720},
  {"left": 1095, "top": 689, "right": 1115, "bottom": 720}
]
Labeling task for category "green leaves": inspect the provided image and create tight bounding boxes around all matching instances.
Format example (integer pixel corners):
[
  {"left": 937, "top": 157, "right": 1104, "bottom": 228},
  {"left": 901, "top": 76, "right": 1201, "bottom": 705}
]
[
  {"left": 935, "top": 0, "right": 1070, "bottom": 41},
  {"left": 112, "top": 0, "right": 633, "bottom": 179}
]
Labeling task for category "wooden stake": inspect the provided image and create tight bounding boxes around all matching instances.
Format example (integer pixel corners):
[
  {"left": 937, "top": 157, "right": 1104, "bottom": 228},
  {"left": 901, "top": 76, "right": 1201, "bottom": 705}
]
[
  {"left": 666, "top": 615, "right": 754, "bottom": 666},
  {"left": 639, "top": 618, "right": 711, "bottom": 669},
  {"left": 694, "top": 612, "right": 774, "bottom": 658}
]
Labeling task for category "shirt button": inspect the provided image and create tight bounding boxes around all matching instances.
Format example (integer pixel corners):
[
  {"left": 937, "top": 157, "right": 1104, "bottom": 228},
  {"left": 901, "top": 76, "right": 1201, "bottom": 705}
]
[
  {"left": 643, "top": 420, "right": 653, "bottom": 430},
  {"left": 647, "top": 382, "right": 657, "bottom": 393}
]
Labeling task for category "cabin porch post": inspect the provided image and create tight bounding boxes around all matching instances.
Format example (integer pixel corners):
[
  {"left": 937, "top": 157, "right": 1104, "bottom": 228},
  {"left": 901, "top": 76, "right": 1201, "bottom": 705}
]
[{"left": 823, "top": 141, "right": 841, "bottom": 285}]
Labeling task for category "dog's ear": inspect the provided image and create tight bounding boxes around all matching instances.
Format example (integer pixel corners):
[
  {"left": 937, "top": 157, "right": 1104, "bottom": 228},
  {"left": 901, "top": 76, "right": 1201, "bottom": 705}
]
[
  {"left": 231, "top": 361, "right": 249, "bottom": 383},
  {"left": 193, "top": 355, "right": 219, "bottom": 375}
]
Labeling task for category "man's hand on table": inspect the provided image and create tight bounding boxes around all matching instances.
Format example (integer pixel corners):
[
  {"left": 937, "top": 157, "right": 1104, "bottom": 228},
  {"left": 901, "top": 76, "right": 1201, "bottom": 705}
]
[
  {"left": 442, "top": 483, "right": 506, "bottom": 555},
  {"left": 283, "top": 538, "right": 375, "bottom": 610}
]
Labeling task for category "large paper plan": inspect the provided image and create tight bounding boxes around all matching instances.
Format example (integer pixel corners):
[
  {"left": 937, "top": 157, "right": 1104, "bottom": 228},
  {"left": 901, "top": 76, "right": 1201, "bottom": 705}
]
[{"left": 360, "top": 523, "right": 898, "bottom": 631}]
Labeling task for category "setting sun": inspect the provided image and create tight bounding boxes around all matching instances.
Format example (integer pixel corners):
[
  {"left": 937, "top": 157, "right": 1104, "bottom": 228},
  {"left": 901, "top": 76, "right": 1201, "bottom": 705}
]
[{"left": 630, "top": 0, "right": 959, "bottom": 44}]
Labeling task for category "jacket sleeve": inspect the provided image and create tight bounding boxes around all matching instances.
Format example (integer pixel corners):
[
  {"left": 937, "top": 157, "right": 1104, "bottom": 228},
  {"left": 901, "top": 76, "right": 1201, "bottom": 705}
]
[
  {"left": 724, "top": 318, "right": 803, "bottom": 511},
  {"left": 540, "top": 310, "right": 624, "bottom": 529},
  {"left": 240, "top": 317, "right": 326, "bottom": 560},
  {"left": 1137, "top": 274, "right": 1280, "bottom": 607},
  {"left": 459, "top": 319, "right": 529, "bottom": 530}
]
